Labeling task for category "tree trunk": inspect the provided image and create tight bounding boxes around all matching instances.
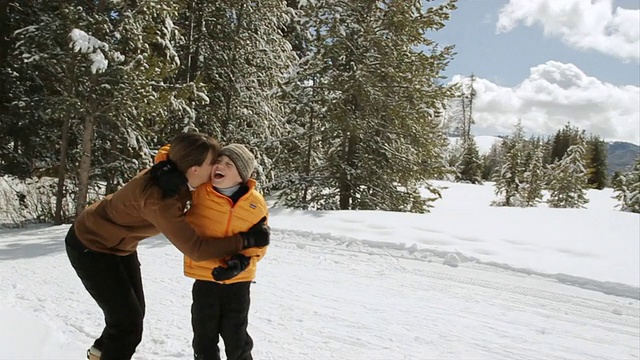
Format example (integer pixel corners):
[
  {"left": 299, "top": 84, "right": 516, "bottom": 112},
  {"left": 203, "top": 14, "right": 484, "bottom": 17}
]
[
  {"left": 466, "top": 74, "right": 475, "bottom": 140},
  {"left": 302, "top": 114, "right": 314, "bottom": 205},
  {"left": 76, "top": 111, "right": 95, "bottom": 216},
  {"left": 0, "top": 0, "right": 11, "bottom": 145},
  {"left": 54, "top": 64, "right": 76, "bottom": 224},
  {"left": 339, "top": 131, "right": 358, "bottom": 210},
  {"left": 54, "top": 111, "right": 71, "bottom": 224},
  {"left": 339, "top": 92, "right": 360, "bottom": 210},
  {"left": 461, "top": 96, "right": 467, "bottom": 142}
]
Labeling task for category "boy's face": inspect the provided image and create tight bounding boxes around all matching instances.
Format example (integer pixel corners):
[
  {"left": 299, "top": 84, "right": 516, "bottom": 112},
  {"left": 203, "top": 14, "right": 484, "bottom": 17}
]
[{"left": 211, "top": 155, "right": 243, "bottom": 188}]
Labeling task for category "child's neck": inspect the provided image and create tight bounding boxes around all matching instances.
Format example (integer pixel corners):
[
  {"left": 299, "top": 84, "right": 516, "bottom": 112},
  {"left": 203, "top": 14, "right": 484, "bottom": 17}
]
[{"left": 214, "top": 183, "right": 241, "bottom": 197}]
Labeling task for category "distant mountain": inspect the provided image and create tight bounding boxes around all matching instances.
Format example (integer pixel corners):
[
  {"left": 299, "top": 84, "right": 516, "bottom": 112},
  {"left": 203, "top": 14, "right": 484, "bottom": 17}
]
[{"left": 607, "top": 142, "right": 639, "bottom": 175}]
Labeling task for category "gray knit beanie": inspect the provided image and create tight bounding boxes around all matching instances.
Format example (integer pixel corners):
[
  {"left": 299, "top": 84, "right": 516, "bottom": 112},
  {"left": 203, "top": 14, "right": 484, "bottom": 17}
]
[{"left": 219, "top": 144, "right": 256, "bottom": 182}]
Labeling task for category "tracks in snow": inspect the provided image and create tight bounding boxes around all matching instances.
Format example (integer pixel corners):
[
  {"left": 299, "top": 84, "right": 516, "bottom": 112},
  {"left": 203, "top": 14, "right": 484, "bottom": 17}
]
[{"left": 273, "top": 228, "right": 640, "bottom": 338}]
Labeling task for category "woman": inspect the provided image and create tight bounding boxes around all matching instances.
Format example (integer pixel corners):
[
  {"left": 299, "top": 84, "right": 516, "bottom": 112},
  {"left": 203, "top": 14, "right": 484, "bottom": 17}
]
[{"left": 64, "top": 133, "right": 269, "bottom": 360}]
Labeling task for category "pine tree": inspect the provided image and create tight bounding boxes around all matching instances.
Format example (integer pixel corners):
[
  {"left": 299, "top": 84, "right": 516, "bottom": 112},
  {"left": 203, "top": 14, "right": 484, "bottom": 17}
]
[
  {"left": 5, "top": 2, "right": 87, "bottom": 224},
  {"left": 9, "top": 1, "right": 191, "bottom": 219},
  {"left": 520, "top": 140, "right": 544, "bottom": 207},
  {"left": 281, "top": 0, "right": 306, "bottom": 59},
  {"left": 277, "top": 0, "right": 457, "bottom": 212},
  {"left": 444, "top": 139, "right": 463, "bottom": 181},
  {"left": 167, "top": 0, "right": 294, "bottom": 188},
  {"left": 492, "top": 121, "right": 526, "bottom": 207},
  {"left": 481, "top": 141, "right": 502, "bottom": 181},
  {"left": 462, "top": 74, "right": 476, "bottom": 141},
  {"left": 0, "top": 0, "right": 13, "bottom": 176},
  {"left": 456, "top": 136, "right": 483, "bottom": 184},
  {"left": 547, "top": 141, "right": 590, "bottom": 208},
  {"left": 549, "top": 123, "right": 583, "bottom": 163},
  {"left": 1, "top": 2, "right": 64, "bottom": 179},
  {"left": 585, "top": 135, "right": 608, "bottom": 190},
  {"left": 442, "top": 74, "right": 474, "bottom": 140},
  {"left": 613, "top": 156, "right": 640, "bottom": 213}
]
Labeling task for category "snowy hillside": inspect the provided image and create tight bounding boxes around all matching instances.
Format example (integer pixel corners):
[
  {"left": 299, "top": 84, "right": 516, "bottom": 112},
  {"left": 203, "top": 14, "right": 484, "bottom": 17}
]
[{"left": 0, "top": 181, "right": 638, "bottom": 359}]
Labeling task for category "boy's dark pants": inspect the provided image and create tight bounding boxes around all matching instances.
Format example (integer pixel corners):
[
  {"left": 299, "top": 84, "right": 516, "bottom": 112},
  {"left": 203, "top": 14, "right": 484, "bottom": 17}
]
[
  {"left": 192, "top": 280, "right": 253, "bottom": 360},
  {"left": 65, "top": 226, "right": 145, "bottom": 360}
]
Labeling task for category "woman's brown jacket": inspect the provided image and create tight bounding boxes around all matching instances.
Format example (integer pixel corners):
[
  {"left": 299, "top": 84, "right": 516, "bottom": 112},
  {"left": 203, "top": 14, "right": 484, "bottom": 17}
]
[{"left": 73, "top": 170, "right": 244, "bottom": 261}]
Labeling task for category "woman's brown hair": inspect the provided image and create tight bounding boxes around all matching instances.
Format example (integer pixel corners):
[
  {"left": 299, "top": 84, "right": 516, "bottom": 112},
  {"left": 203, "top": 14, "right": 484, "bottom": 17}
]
[
  {"left": 149, "top": 133, "right": 220, "bottom": 198},
  {"left": 168, "top": 132, "right": 220, "bottom": 173}
]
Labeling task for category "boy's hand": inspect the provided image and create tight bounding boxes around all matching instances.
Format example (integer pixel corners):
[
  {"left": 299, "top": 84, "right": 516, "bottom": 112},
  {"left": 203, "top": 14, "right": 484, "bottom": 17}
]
[
  {"left": 212, "top": 254, "right": 251, "bottom": 281},
  {"left": 240, "top": 217, "right": 269, "bottom": 249}
]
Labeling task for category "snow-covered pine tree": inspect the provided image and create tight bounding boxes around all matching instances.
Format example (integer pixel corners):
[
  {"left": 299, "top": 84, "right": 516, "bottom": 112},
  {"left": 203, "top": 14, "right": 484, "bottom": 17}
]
[
  {"left": 444, "top": 139, "right": 463, "bottom": 181},
  {"left": 276, "top": 69, "right": 332, "bottom": 208},
  {"left": 462, "top": 74, "right": 476, "bottom": 141},
  {"left": 1, "top": 2, "right": 68, "bottom": 179},
  {"left": 168, "top": 0, "right": 294, "bottom": 188},
  {"left": 281, "top": 0, "right": 306, "bottom": 59},
  {"left": 546, "top": 140, "right": 590, "bottom": 208},
  {"left": 481, "top": 141, "right": 502, "bottom": 181},
  {"left": 613, "top": 156, "right": 640, "bottom": 213},
  {"left": 277, "top": 0, "right": 456, "bottom": 212},
  {"left": 0, "top": 0, "right": 16, "bottom": 176},
  {"left": 585, "top": 135, "right": 608, "bottom": 190},
  {"left": 520, "top": 140, "right": 545, "bottom": 207},
  {"left": 86, "top": 1, "right": 192, "bottom": 196},
  {"left": 6, "top": 3, "right": 89, "bottom": 222},
  {"left": 9, "top": 1, "right": 190, "bottom": 219},
  {"left": 549, "top": 123, "right": 584, "bottom": 163},
  {"left": 456, "top": 136, "right": 483, "bottom": 184},
  {"left": 276, "top": 1, "right": 359, "bottom": 209},
  {"left": 492, "top": 121, "right": 526, "bottom": 207}
]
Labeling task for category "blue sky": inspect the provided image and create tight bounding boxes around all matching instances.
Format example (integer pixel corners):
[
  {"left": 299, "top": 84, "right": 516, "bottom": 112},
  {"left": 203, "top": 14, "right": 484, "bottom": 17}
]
[
  {"left": 422, "top": 0, "right": 640, "bottom": 144},
  {"left": 427, "top": 0, "right": 639, "bottom": 87}
]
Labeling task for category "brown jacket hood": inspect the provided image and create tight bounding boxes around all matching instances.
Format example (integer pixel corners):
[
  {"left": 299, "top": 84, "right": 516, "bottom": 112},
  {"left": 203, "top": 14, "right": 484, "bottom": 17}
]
[{"left": 73, "top": 170, "right": 243, "bottom": 261}]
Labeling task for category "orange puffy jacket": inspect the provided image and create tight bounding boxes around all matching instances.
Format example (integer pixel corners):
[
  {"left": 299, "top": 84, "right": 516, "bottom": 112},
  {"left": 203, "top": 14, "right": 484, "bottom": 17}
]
[
  {"left": 154, "top": 144, "right": 170, "bottom": 163},
  {"left": 184, "top": 179, "right": 268, "bottom": 284}
]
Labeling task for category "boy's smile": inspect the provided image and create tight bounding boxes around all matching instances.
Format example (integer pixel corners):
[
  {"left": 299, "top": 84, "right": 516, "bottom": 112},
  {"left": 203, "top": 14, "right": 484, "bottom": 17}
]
[
  {"left": 211, "top": 155, "right": 244, "bottom": 188},
  {"left": 213, "top": 169, "right": 225, "bottom": 180}
]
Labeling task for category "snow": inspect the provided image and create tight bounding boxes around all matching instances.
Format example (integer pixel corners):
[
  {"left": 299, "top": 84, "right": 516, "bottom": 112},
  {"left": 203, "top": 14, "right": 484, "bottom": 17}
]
[
  {"left": 0, "top": 181, "right": 639, "bottom": 359},
  {"left": 69, "top": 29, "right": 108, "bottom": 54},
  {"left": 271, "top": 181, "right": 639, "bottom": 288},
  {"left": 475, "top": 135, "right": 503, "bottom": 153},
  {"left": 69, "top": 29, "right": 109, "bottom": 73}
]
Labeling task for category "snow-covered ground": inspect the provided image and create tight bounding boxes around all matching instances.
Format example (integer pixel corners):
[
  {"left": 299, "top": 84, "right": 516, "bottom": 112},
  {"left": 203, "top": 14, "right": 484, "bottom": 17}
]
[{"left": 0, "top": 181, "right": 638, "bottom": 359}]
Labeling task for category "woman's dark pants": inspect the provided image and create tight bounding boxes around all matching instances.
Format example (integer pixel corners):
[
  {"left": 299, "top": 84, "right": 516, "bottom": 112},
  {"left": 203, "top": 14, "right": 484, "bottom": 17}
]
[{"left": 65, "top": 226, "right": 145, "bottom": 360}]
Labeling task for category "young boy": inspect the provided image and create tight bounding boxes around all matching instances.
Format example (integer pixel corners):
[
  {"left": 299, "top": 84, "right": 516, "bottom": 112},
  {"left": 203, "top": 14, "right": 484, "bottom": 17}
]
[{"left": 183, "top": 144, "right": 268, "bottom": 360}]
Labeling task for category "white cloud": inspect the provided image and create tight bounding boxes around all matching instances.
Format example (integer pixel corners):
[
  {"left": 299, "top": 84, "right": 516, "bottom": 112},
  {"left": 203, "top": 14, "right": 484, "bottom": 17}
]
[
  {"left": 453, "top": 61, "right": 640, "bottom": 144},
  {"left": 496, "top": 0, "right": 640, "bottom": 62}
]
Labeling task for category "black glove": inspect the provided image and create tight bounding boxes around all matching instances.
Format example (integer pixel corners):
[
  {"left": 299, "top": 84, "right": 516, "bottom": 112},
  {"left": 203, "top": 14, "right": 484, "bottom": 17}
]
[
  {"left": 240, "top": 217, "right": 270, "bottom": 249},
  {"left": 212, "top": 254, "right": 251, "bottom": 281}
]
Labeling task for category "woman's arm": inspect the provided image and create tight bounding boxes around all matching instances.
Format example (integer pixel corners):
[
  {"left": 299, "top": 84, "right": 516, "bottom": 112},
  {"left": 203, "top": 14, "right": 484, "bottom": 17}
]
[{"left": 145, "top": 199, "right": 244, "bottom": 261}]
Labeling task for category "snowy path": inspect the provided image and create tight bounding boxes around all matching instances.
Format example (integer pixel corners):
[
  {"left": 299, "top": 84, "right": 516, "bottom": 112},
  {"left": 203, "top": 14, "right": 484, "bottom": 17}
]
[{"left": 0, "top": 226, "right": 638, "bottom": 359}]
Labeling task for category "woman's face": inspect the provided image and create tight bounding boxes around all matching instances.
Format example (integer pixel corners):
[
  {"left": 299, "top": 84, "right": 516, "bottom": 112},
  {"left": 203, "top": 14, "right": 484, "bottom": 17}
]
[{"left": 185, "top": 151, "right": 215, "bottom": 188}]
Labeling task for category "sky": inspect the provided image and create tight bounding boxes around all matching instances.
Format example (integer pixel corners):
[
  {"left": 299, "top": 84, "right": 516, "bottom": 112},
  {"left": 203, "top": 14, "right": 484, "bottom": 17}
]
[
  {"left": 1, "top": 180, "right": 639, "bottom": 358},
  {"left": 425, "top": 0, "right": 640, "bottom": 144}
]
